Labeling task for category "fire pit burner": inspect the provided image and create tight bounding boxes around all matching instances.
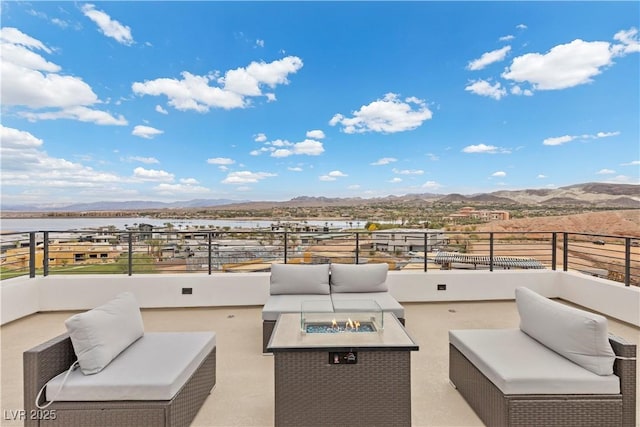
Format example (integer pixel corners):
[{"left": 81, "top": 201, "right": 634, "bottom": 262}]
[{"left": 305, "top": 321, "right": 376, "bottom": 334}]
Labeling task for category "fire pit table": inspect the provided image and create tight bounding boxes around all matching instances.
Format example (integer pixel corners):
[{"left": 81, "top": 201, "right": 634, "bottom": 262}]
[{"left": 267, "top": 300, "right": 419, "bottom": 427}]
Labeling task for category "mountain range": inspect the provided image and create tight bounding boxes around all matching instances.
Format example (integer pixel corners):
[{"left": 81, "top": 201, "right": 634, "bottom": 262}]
[{"left": 2, "top": 183, "right": 638, "bottom": 212}]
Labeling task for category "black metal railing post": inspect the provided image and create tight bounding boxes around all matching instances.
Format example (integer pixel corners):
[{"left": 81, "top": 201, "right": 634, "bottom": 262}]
[
  {"left": 563, "top": 233, "right": 569, "bottom": 272},
  {"left": 29, "top": 232, "right": 36, "bottom": 278},
  {"left": 128, "top": 232, "right": 133, "bottom": 276},
  {"left": 624, "top": 237, "right": 631, "bottom": 286},
  {"left": 43, "top": 231, "right": 49, "bottom": 276},
  {"left": 551, "top": 232, "right": 557, "bottom": 271},
  {"left": 284, "top": 231, "right": 288, "bottom": 264},
  {"left": 424, "top": 233, "right": 428, "bottom": 272},
  {"left": 355, "top": 233, "right": 360, "bottom": 264},
  {"left": 489, "top": 232, "right": 494, "bottom": 272},
  {"left": 208, "top": 232, "right": 213, "bottom": 275}
]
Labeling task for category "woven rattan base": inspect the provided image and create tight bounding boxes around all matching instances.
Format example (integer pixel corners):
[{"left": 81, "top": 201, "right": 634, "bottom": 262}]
[
  {"left": 274, "top": 350, "right": 411, "bottom": 427},
  {"left": 449, "top": 342, "right": 634, "bottom": 427},
  {"left": 24, "top": 333, "right": 216, "bottom": 427}
]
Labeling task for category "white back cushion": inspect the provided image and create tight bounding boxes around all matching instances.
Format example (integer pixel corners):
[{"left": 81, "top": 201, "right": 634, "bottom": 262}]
[
  {"left": 65, "top": 292, "right": 145, "bottom": 375},
  {"left": 515, "top": 287, "right": 615, "bottom": 375},
  {"left": 330, "top": 263, "right": 388, "bottom": 293},
  {"left": 270, "top": 263, "right": 330, "bottom": 295}
]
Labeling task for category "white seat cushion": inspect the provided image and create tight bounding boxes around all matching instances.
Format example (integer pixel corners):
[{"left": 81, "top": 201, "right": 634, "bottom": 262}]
[
  {"left": 262, "top": 294, "right": 333, "bottom": 321},
  {"left": 515, "top": 286, "right": 615, "bottom": 375},
  {"left": 449, "top": 329, "right": 620, "bottom": 395},
  {"left": 270, "top": 263, "right": 330, "bottom": 295},
  {"left": 330, "top": 263, "right": 389, "bottom": 293},
  {"left": 46, "top": 332, "right": 215, "bottom": 401},
  {"left": 65, "top": 292, "right": 145, "bottom": 375},
  {"left": 330, "top": 292, "right": 405, "bottom": 319}
]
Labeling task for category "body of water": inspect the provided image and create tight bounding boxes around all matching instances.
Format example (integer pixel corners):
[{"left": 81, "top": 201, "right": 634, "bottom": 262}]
[{"left": 0, "top": 217, "right": 368, "bottom": 233}]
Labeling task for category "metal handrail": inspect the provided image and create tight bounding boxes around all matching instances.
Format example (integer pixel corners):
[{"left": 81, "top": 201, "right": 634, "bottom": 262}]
[{"left": 1, "top": 230, "right": 637, "bottom": 286}]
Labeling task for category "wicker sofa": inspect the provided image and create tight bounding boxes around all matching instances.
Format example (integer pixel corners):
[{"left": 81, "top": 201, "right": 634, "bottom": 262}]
[
  {"left": 262, "top": 263, "right": 405, "bottom": 353},
  {"left": 23, "top": 292, "right": 216, "bottom": 427},
  {"left": 449, "top": 287, "right": 636, "bottom": 427}
]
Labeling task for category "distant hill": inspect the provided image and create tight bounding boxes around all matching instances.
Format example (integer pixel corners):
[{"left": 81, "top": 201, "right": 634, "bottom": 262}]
[
  {"left": 474, "top": 210, "right": 640, "bottom": 237},
  {"left": 1, "top": 199, "right": 248, "bottom": 212},
  {"left": 2, "top": 182, "right": 638, "bottom": 212}
]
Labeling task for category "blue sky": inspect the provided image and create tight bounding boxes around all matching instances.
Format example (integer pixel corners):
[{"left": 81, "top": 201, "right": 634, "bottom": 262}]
[{"left": 1, "top": 1, "right": 639, "bottom": 206}]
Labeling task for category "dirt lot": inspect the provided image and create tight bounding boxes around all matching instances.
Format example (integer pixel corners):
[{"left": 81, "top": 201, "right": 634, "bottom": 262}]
[{"left": 472, "top": 209, "right": 640, "bottom": 237}]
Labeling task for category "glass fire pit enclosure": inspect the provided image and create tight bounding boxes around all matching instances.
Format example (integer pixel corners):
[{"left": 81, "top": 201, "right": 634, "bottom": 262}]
[{"left": 301, "top": 299, "right": 383, "bottom": 333}]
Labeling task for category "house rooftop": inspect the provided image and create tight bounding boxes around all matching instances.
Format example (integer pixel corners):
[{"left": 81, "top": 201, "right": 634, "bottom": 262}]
[{"left": 2, "top": 300, "right": 638, "bottom": 427}]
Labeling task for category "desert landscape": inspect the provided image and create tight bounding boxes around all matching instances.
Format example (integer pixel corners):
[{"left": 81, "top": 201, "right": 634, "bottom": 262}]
[{"left": 473, "top": 209, "right": 639, "bottom": 237}]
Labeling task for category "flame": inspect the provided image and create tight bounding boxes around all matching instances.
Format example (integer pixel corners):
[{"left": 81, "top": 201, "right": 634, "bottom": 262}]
[
  {"left": 331, "top": 319, "right": 338, "bottom": 329},
  {"left": 346, "top": 318, "right": 355, "bottom": 329},
  {"left": 354, "top": 320, "right": 360, "bottom": 331}
]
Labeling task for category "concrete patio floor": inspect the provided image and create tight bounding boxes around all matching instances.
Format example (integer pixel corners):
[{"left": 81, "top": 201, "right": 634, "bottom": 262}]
[{"left": 2, "top": 301, "right": 638, "bottom": 426}]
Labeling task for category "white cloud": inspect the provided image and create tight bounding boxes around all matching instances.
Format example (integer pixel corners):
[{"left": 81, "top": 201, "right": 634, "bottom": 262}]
[
  {"left": 125, "top": 156, "right": 159, "bottom": 164},
  {"left": 462, "top": 144, "right": 509, "bottom": 154},
  {"left": 288, "top": 139, "right": 324, "bottom": 156},
  {"left": 492, "top": 171, "right": 507, "bottom": 177},
  {"left": 207, "top": 157, "right": 235, "bottom": 165},
  {"left": 597, "top": 169, "right": 616, "bottom": 175},
  {"left": 543, "top": 131, "right": 620, "bottom": 146},
  {"left": 329, "top": 93, "right": 432, "bottom": 134},
  {"left": 180, "top": 178, "right": 198, "bottom": 184},
  {"left": 19, "top": 106, "right": 127, "bottom": 125},
  {"left": 503, "top": 39, "right": 613, "bottom": 90},
  {"left": 371, "top": 157, "right": 397, "bottom": 166},
  {"left": 537, "top": 174, "right": 547, "bottom": 179},
  {"left": 306, "top": 129, "right": 325, "bottom": 139},
  {"left": 464, "top": 79, "right": 507, "bottom": 100},
  {"left": 499, "top": 35, "right": 515, "bottom": 42},
  {"left": 256, "top": 39, "right": 265, "bottom": 48},
  {"left": 288, "top": 167, "right": 303, "bottom": 172},
  {"left": 467, "top": 46, "right": 511, "bottom": 70},
  {"left": 468, "top": 28, "right": 638, "bottom": 99},
  {"left": 510, "top": 85, "right": 533, "bottom": 96},
  {"left": 132, "top": 56, "right": 303, "bottom": 112},
  {"left": 421, "top": 181, "right": 442, "bottom": 190},
  {"left": 612, "top": 27, "right": 640, "bottom": 55},
  {"left": 389, "top": 177, "right": 402, "bottom": 183},
  {"left": 154, "top": 183, "right": 210, "bottom": 194},
  {"left": 81, "top": 3, "right": 134, "bottom": 45},
  {"left": 347, "top": 184, "right": 361, "bottom": 190},
  {"left": 155, "top": 105, "right": 168, "bottom": 115},
  {"left": 319, "top": 170, "right": 347, "bottom": 181},
  {"left": 259, "top": 138, "right": 325, "bottom": 158},
  {"left": 222, "top": 170, "right": 276, "bottom": 184},
  {"left": 427, "top": 153, "right": 439, "bottom": 161},
  {"left": 133, "top": 167, "right": 174, "bottom": 182},
  {"left": 254, "top": 133, "right": 267, "bottom": 142},
  {"left": 543, "top": 135, "right": 575, "bottom": 146},
  {"left": 621, "top": 160, "right": 640, "bottom": 166},
  {"left": 132, "top": 125, "right": 163, "bottom": 139},
  {"left": 1, "top": 125, "right": 124, "bottom": 193},
  {"left": 392, "top": 168, "right": 424, "bottom": 175},
  {"left": 516, "top": 24, "right": 528, "bottom": 30},
  {"left": 595, "top": 131, "right": 620, "bottom": 138},
  {"left": 51, "top": 18, "right": 70, "bottom": 29},
  {"left": 0, "top": 27, "right": 127, "bottom": 125},
  {"left": 1, "top": 125, "right": 43, "bottom": 149}
]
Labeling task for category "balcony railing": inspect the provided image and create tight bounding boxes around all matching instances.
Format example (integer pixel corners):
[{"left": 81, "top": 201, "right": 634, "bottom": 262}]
[{"left": 1, "top": 230, "right": 638, "bottom": 286}]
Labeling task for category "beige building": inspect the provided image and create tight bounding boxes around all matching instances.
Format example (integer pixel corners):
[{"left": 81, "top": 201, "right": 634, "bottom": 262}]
[
  {"left": 446, "top": 207, "right": 510, "bottom": 223},
  {"left": 2, "top": 242, "right": 122, "bottom": 270}
]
